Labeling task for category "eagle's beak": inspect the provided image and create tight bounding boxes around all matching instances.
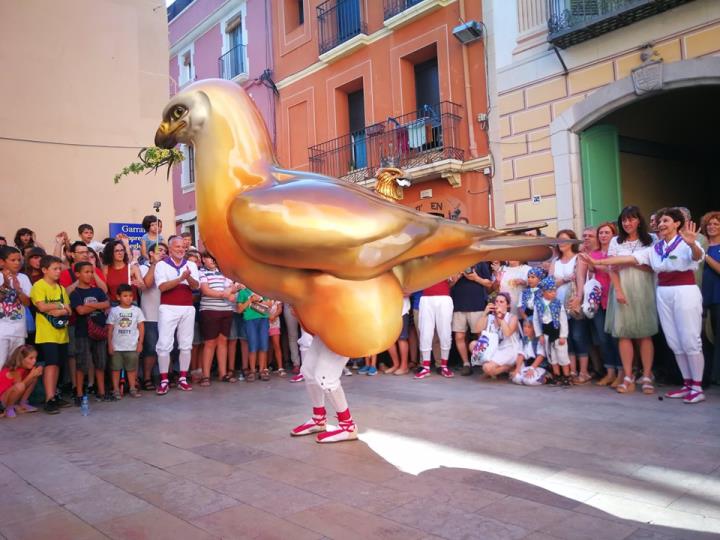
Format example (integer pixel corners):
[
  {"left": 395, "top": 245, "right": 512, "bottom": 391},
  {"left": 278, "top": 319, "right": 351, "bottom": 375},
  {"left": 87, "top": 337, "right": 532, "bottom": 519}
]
[{"left": 155, "top": 121, "right": 178, "bottom": 149}]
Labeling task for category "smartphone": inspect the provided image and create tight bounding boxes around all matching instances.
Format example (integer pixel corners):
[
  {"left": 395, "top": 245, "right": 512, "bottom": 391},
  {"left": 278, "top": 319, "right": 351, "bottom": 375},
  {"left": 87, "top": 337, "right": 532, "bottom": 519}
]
[{"left": 465, "top": 267, "right": 474, "bottom": 274}]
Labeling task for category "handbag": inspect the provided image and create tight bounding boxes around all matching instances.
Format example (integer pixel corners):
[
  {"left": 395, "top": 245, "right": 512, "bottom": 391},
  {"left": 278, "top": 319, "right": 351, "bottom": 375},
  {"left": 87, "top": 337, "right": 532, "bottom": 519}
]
[
  {"left": 42, "top": 289, "right": 70, "bottom": 329},
  {"left": 470, "top": 330, "right": 499, "bottom": 366},
  {"left": 87, "top": 314, "right": 108, "bottom": 341},
  {"left": 581, "top": 278, "right": 602, "bottom": 319}
]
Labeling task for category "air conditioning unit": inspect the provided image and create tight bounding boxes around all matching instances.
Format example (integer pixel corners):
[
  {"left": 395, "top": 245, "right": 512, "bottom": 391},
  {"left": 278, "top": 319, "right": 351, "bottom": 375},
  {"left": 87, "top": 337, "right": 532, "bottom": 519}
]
[{"left": 453, "top": 20, "right": 483, "bottom": 45}]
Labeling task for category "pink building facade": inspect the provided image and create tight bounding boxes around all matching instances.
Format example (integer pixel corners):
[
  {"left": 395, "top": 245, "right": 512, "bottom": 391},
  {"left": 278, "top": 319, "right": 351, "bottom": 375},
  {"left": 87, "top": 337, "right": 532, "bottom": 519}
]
[{"left": 168, "top": 0, "right": 275, "bottom": 246}]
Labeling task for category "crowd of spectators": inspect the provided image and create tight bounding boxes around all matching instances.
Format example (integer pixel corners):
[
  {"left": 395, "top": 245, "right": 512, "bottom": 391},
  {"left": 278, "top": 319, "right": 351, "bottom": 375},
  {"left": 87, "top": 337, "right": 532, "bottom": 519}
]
[{"left": 1, "top": 205, "right": 719, "bottom": 417}]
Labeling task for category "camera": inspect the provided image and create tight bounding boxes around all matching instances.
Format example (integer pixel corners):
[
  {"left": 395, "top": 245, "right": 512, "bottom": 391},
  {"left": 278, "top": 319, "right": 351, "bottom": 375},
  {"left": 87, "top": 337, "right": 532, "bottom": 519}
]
[{"left": 153, "top": 201, "right": 161, "bottom": 213}]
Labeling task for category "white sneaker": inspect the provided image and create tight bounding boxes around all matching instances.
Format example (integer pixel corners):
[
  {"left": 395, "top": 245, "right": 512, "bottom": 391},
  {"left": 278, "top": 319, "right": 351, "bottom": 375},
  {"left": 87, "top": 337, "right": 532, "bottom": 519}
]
[
  {"left": 291, "top": 416, "right": 326, "bottom": 436},
  {"left": 316, "top": 420, "right": 358, "bottom": 443},
  {"left": 683, "top": 391, "right": 706, "bottom": 404},
  {"left": 343, "top": 367, "right": 352, "bottom": 376}
]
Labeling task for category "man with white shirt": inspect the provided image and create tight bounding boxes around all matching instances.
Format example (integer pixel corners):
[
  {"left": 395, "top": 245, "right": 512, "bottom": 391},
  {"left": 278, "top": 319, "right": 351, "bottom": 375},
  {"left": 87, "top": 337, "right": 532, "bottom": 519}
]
[
  {"left": 139, "top": 242, "right": 167, "bottom": 390},
  {"left": 154, "top": 236, "right": 199, "bottom": 395}
]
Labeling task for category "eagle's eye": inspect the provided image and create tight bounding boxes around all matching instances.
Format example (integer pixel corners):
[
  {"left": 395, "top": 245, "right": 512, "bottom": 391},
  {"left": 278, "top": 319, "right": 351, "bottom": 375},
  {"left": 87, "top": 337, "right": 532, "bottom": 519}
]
[{"left": 171, "top": 105, "right": 186, "bottom": 120}]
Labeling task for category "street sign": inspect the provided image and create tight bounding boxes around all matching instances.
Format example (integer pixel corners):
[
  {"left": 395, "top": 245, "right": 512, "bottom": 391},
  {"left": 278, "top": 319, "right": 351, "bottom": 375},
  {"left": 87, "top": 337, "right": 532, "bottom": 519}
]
[{"left": 108, "top": 223, "right": 144, "bottom": 246}]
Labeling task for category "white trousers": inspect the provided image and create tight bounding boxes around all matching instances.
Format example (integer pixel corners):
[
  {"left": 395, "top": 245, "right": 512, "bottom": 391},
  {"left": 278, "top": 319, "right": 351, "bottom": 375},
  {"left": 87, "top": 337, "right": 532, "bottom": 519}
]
[
  {"left": 156, "top": 304, "right": 195, "bottom": 354},
  {"left": 300, "top": 336, "right": 349, "bottom": 412},
  {"left": 418, "top": 295, "right": 453, "bottom": 361},
  {"left": 656, "top": 285, "right": 703, "bottom": 355}
]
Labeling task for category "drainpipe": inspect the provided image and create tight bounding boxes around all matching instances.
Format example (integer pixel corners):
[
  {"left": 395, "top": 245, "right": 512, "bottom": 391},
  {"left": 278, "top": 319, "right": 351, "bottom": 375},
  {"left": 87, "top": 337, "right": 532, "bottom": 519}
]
[{"left": 459, "top": 0, "right": 479, "bottom": 159}]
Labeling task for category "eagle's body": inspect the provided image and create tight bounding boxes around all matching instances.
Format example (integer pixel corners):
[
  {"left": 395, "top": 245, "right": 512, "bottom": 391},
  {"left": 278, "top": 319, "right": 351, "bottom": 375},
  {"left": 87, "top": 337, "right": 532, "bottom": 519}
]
[{"left": 155, "top": 79, "right": 556, "bottom": 357}]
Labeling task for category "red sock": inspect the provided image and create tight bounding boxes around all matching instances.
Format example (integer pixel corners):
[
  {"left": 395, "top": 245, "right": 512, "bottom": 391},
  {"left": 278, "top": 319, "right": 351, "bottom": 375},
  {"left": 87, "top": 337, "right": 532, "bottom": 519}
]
[
  {"left": 160, "top": 373, "right": 168, "bottom": 382},
  {"left": 422, "top": 360, "right": 430, "bottom": 369},
  {"left": 337, "top": 408, "right": 352, "bottom": 423},
  {"left": 312, "top": 407, "right": 326, "bottom": 417},
  {"left": 441, "top": 359, "right": 448, "bottom": 368},
  {"left": 180, "top": 371, "right": 187, "bottom": 379}
]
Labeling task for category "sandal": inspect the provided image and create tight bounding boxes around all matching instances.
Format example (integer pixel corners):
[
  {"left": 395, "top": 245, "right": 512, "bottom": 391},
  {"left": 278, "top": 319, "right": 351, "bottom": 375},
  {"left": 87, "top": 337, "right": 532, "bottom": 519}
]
[
  {"left": 221, "top": 374, "right": 238, "bottom": 383},
  {"left": 638, "top": 375, "right": 655, "bottom": 395},
  {"left": 574, "top": 373, "right": 592, "bottom": 385},
  {"left": 260, "top": 369, "right": 270, "bottom": 382},
  {"left": 277, "top": 368, "right": 287, "bottom": 378},
  {"left": 246, "top": 372, "right": 256, "bottom": 382},
  {"left": 616, "top": 376, "right": 636, "bottom": 394},
  {"left": 199, "top": 377, "right": 211, "bottom": 387},
  {"left": 143, "top": 379, "right": 155, "bottom": 391},
  {"left": 129, "top": 388, "right": 142, "bottom": 398}
]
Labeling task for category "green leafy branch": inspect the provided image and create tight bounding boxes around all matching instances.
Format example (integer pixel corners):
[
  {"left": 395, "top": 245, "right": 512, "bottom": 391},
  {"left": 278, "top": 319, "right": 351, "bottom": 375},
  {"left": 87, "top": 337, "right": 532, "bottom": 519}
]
[{"left": 114, "top": 146, "right": 185, "bottom": 184}]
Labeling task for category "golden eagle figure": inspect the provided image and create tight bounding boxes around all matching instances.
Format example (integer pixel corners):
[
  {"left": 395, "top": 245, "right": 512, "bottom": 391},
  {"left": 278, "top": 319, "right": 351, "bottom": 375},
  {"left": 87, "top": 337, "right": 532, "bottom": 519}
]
[{"left": 155, "top": 79, "right": 555, "bottom": 357}]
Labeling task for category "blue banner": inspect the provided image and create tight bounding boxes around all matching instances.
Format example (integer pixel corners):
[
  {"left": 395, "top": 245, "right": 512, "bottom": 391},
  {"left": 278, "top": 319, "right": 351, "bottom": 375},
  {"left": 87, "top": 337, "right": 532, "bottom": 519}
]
[{"left": 108, "top": 223, "right": 144, "bottom": 247}]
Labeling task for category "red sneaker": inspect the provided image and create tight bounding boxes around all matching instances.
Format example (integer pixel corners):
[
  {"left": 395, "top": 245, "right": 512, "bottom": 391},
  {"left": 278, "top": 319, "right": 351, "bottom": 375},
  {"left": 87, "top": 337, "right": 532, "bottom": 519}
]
[
  {"left": 665, "top": 386, "right": 691, "bottom": 399},
  {"left": 440, "top": 367, "right": 454, "bottom": 378},
  {"left": 177, "top": 377, "right": 192, "bottom": 391},
  {"left": 156, "top": 380, "right": 169, "bottom": 396},
  {"left": 413, "top": 368, "right": 431, "bottom": 380},
  {"left": 290, "top": 373, "right": 304, "bottom": 383}
]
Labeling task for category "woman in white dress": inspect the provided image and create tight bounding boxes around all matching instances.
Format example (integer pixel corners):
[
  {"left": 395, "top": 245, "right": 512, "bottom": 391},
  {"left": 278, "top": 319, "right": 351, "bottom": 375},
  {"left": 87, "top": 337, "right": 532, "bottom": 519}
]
[
  {"left": 551, "top": 230, "right": 592, "bottom": 384},
  {"left": 472, "top": 292, "right": 520, "bottom": 377},
  {"left": 603, "top": 206, "right": 657, "bottom": 394},
  {"left": 586, "top": 207, "right": 705, "bottom": 404}
]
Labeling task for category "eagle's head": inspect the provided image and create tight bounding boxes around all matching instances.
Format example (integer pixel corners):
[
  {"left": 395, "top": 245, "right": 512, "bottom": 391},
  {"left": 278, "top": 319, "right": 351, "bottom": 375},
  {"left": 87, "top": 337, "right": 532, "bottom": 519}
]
[{"left": 154, "top": 88, "right": 210, "bottom": 149}]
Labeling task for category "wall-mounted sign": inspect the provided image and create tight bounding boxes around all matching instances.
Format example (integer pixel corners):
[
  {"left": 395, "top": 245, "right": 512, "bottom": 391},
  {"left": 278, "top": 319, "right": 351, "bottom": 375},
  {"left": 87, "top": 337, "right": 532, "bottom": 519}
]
[{"left": 109, "top": 223, "right": 144, "bottom": 246}]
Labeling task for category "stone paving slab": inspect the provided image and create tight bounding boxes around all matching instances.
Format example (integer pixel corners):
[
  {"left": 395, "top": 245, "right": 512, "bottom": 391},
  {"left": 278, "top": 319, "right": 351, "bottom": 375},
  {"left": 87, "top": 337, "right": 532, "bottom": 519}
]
[{"left": 2, "top": 372, "right": 720, "bottom": 539}]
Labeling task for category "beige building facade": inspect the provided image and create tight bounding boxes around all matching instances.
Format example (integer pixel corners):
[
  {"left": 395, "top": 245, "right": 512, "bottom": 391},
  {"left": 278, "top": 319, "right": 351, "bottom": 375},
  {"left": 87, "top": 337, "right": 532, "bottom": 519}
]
[
  {"left": 0, "top": 0, "right": 174, "bottom": 247},
  {"left": 485, "top": 0, "right": 720, "bottom": 234}
]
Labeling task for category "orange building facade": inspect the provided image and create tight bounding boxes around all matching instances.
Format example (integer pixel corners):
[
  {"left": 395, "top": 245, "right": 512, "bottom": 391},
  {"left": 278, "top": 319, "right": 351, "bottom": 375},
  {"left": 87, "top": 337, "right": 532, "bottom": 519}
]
[{"left": 272, "top": 0, "right": 493, "bottom": 225}]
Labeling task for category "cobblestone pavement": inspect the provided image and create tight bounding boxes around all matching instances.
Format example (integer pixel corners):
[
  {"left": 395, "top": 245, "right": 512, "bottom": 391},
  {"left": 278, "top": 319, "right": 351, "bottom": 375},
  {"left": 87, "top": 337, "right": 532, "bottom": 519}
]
[{"left": 2, "top": 370, "right": 720, "bottom": 539}]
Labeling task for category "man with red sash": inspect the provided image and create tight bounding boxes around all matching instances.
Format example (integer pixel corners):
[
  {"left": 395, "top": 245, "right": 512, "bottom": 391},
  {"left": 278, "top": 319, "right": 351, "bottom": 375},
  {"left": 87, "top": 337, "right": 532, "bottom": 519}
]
[{"left": 154, "top": 236, "right": 200, "bottom": 395}]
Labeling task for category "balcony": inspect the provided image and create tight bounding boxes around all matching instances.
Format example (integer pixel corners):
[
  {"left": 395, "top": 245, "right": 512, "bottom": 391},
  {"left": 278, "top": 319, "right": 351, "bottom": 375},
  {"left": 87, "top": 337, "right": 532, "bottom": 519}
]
[
  {"left": 384, "top": 0, "right": 425, "bottom": 20},
  {"left": 317, "top": 0, "right": 367, "bottom": 55},
  {"left": 218, "top": 44, "right": 246, "bottom": 80},
  {"left": 309, "top": 101, "right": 463, "bottom": 185},
  {"left": 548, "top": 0, "right": 695, "bottom": 49}
]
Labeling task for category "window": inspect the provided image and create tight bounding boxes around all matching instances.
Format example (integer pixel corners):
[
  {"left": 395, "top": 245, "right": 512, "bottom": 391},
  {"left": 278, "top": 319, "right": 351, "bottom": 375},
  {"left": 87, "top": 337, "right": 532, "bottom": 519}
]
[
  {"left": 180, "top": 144, "right": 195, "bottom": 190},
  {"left": 285, "top": 0, "right": 305, "bottom": 31},
  {"left": 177, "top": 44, "right": 194, "bottom": 86},
  {"left": 348, "top": 89, "right": 366, "bottom": 170},
  {"left": 414, "top": 57, "right": 439, "bottom": 109},
  {"left": 220, "top": 8, "right": 248, "bottom": 79}
]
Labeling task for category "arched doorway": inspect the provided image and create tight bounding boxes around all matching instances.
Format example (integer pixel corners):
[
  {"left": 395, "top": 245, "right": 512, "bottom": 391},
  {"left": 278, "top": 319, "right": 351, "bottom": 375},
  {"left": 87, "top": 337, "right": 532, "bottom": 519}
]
[
  {"left": 581, "top": 86, "right": 720, "bottom": 224},
  {"left": 551, "top": 57, "right": 720, "bottom": 230}
]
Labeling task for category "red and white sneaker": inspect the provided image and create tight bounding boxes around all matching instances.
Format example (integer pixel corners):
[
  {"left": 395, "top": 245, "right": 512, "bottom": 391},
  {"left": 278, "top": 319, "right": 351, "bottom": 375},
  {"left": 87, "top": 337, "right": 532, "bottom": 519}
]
[
  {"left": 316, "top": 420, "right": 358, "bottom": 443},
  {"left": 177, "top": 377, "right": 192, "bottom": 391},
  {"left": 413, "top": 368, "right": 431, "bottom": 380},
  {"left": 665, "top": 386, "right": 691, "bottom": 399},
  {"left": 291, "top": 416, "right": 327, "bottom": 437},
  {"left": 440, "top": 367, "right": 454, "bottom": 378},
  {"left": 683, "top": 391, "right": 706, "bottom": 404},
  {"left": 290, "top": 373, "right": 304, "bottom": 383},
  {"left": 156, "top": 380, "right": 169, "bottom": 396}
]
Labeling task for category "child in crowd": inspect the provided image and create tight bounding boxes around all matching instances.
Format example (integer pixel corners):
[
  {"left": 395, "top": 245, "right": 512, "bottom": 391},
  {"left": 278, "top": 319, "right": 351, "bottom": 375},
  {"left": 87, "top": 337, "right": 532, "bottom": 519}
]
[
  {"left": 236, "top": 287, "right": 270, "bottom": 381},
  {"left": 532, "top": 277, "right": 571, "bottom": 386},
  {"left": 107, "top": 284, "right": 145, "bottom": 399},
  {"left": 511, "top": 319, "right": 548, "bottom": 386},
  {"left": 70, "top": 261, "right": 110, "bottom": 404},
  {"left": 359, "top": 354, "right": 378, "bottom": 376},
  {"left": 30, "top": 255, "right": 71, "bottom": 414},
  {"left": 140, "top": 215, "right": 163, "bottom": 262},
  {"left": 77, "top": 224, "right": 105, "bottom": 253},
  {"left": 1, "top": 345, "right": 42, "bottom": 418},
  {"left": 0, "top": 247, "right": 32, "bottom": 364},
  {"left": 517, "top": 267, "right": 545, "bottom": 321},
  {"left": 268, "top": 300, "right": 285, "bottom": 377}
]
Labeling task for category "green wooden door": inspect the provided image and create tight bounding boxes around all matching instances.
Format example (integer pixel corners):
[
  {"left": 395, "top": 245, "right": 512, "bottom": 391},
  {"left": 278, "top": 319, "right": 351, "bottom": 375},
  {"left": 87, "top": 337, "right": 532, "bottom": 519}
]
[{"left": 580, "top": 124, "right": 622, "bottom": 226}]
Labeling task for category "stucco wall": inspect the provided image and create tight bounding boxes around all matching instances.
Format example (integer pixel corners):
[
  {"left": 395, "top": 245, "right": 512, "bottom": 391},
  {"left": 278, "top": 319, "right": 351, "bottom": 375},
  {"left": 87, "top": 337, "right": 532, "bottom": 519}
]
[{"left": 0, "top": 0, "right": 174, "bottom": 246}]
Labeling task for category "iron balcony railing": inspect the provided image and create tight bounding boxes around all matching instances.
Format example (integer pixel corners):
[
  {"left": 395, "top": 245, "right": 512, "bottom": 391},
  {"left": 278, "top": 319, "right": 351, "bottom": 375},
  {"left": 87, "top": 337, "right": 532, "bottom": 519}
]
[
  {"left": 218, "top": 43, "right": 246, "bottom": 80},
  {"left": 548, "top": 0, "right": 694, "bottom": 49},
  {"left": 317, "top": 0, "right": 367, "bottom": 55},
  {"left": 309, "top": 101, "right": 463, "bottom": 184},
  {"left": 384, "top": 0, "right": 425, "bottom": 20}
]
